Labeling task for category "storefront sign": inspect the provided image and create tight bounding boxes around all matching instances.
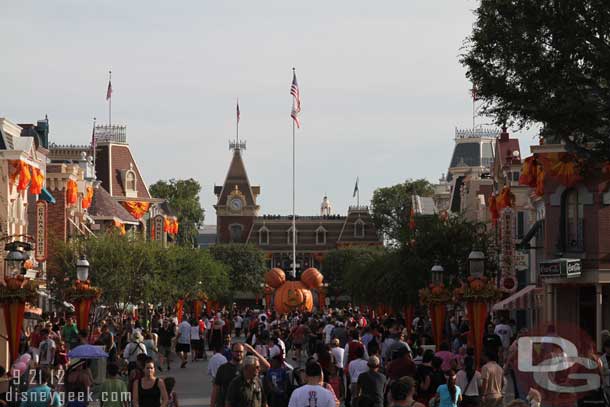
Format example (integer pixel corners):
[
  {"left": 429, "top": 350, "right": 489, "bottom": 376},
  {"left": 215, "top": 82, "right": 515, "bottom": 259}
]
[
  {"left": 515, "top": 250, "right": 529, "bottom": 271},
  {"left": 539, "top": 259, "right": 581, "bottom": 279},
  {"left": 500, "top": 207, "right": 517, "bottom": 292},
  {"left": 153, "top": 215, "right": 164, "bottom": 241},
  {"left": 35, "top": 200, "right": 47, "bottom": 262}
]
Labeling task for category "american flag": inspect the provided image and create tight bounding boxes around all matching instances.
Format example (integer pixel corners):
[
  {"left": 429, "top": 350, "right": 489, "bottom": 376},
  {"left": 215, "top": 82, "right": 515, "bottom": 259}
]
[
  {"left": 106, "top": 80, "right": 112, "bottom": 101},
  {"left": 237, "top": 100, "right": 240, "bottom": 123},
  {"left": 290, "top": 69, "right": 301, "bottom": 128}
]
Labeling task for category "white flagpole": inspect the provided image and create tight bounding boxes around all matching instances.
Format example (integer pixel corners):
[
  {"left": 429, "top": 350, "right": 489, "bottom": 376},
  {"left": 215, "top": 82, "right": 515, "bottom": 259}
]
[
  {"left": 292, "top": 118, "right": 296, "bottom": 279},
  {"left": 108, "top": 70, "right": 112, "bottom": 126},
  {"left": 236, "top": 98, "right": 239, "bottom": 145}
]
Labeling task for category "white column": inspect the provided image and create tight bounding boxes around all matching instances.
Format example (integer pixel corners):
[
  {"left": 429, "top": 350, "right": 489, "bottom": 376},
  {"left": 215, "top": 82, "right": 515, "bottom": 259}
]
[{"left": 597, "top": 283, "right": 603, "bottom": 352}]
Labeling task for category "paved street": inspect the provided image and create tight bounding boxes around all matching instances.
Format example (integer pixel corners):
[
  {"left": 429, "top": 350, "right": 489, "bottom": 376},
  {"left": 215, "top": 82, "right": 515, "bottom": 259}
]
[{"left": 160, "top": 354, "right": 213, "bottom": 407}]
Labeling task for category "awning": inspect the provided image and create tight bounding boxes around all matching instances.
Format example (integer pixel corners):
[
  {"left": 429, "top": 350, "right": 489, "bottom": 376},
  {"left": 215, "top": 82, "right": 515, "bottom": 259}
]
[
  {"left": 40, "top": 187, "right": 56, "bottom": 204},
  {"left": 492, "top": 285, "right": 543, "bottom": 311}
]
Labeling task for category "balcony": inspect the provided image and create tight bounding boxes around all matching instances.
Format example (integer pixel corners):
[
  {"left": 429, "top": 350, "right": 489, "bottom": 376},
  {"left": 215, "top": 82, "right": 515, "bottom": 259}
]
[{"left": 94, "top": 125, "right": 127, "bottom": 144}]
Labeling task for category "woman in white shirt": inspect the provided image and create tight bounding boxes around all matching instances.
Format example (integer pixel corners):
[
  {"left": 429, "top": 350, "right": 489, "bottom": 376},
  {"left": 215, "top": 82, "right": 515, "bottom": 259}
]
[
  {"left": 190, "top": 318, "right": 202, "bottom": 362},
  {"left": 455, "top": 355, "right": 482, "bottom": 407}
]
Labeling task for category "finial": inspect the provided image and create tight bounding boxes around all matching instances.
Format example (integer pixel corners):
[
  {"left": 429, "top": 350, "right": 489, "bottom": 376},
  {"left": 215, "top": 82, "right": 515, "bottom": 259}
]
[{"left": 292, "top": 67, "right": 295, "bottom": 72}]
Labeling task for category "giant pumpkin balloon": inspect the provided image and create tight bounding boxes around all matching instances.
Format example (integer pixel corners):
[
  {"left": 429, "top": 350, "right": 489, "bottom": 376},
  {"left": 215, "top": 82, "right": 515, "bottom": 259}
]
[
  {"left": 301, "top": 268, "right": 323, "bottom": 289},
  {"left": 273, "top": 281, "right": 313, "bottom": 314},
  {"left": 265, "top": 268, "right": 286, "bottom": 288}
]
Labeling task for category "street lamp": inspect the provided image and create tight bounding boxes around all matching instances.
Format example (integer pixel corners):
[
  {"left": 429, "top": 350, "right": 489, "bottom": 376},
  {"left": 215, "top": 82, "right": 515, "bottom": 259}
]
[
  {"left": 4, "top": 242, "right": 29, "bottom": 281},
  {"left": 431, "top": 263, "right": 445, "bottom": 285},
  {"left": 468, "top": 250, "right": 485, "bottom": 278},
  {"left": 76, "top": 255, "right": 90, "bottom": 282}
]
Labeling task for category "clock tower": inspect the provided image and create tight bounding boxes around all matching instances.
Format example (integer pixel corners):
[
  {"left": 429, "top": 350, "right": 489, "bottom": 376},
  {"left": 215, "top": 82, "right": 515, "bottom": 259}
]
[{"left": 214, "top": 141, "right": 260, "bottom": 243}]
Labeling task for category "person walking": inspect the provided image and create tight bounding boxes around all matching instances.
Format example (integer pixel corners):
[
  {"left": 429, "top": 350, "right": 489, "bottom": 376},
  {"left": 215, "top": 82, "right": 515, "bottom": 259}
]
[
  {"left": 123, "top": 331, "right": 147, "bottom": 373},
  {"left": 176, "top": 318, "right": 191, "bottom": 368},
  {"left": 480, "top": 352, "right": 504, "bottom": 407},
  {"left": 435, "top": 369, "right": 462, "bottom": 407},
  {"left": 387, "top": 377, "right": 425, "bottom": 407},
  {"left": 99, "top": 363, "right": 129, "bottom": 407},
  {"left": 225, "top": 355, "right": 267, "bottom": 407},
  {"left": 132, "top": 357, "right": 169, "bottom": 407},
  {"left": 157, "top": 319, "right": 175, "bottom": 371},
  {"left": 208, "top": 343, "right": 228, "bottom": 380},
  {"left": 288, "top": 361, "right": 336, "bottom": 407},
  {"left": 354, "top": 356, "right": 386, "bottom": 407},
  {"left": 456, "top": 355, "right": 481, "bottom": 407}
]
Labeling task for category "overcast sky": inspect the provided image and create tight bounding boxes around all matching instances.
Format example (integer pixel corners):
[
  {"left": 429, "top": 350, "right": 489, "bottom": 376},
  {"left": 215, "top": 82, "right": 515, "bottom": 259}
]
[{"left": 1, "top": 1, "right": 538, "bottom": 224}]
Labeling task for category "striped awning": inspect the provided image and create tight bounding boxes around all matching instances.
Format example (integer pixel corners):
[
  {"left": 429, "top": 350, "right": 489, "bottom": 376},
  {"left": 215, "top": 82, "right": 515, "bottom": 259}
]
[{"left": 492, "top": 285, "right": 543, "bottom": 311}]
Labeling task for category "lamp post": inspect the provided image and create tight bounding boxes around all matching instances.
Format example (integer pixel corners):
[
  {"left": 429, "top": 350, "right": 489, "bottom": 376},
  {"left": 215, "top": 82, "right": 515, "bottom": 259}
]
[
  {"left": 67, "top": 255, "right": 100, "bottom": 331},
  {"left": 468, "top": 250, "right": 485, "bottom": 278},
  {"left": 428, "top": 262, "right": 447, "bottom": 348},
  {"left": 431, "top": 263, "right": 445, "bottom": 285}
]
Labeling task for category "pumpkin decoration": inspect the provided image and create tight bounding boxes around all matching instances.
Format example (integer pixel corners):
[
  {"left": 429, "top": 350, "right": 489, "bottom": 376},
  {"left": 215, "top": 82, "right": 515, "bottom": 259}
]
[
  {"left": 273, "top": 281, "right": 313, "bottom": 314},
  {"left": 431, "top": 285, "right": 445, "bottom": 295},
  {"left": 265, "top": 268, "right": 286, "bottom": 288},
  {"left": 301, "top": 268, "right": 323, "bottom": 289},
  {"left": 469, "top": 279, "right": 485, "bottom": 291}
]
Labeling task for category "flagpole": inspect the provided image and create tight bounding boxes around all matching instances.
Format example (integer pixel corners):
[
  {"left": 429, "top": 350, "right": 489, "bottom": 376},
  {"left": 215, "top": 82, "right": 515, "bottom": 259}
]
[
  {"left": 236, "top": 98, "right": 239, "bottom": 145},
  {"left": 357, "top": 187, "right": 360, "bottom": 207},
  {"left": 292, "top": 119, "right": 296, "bottom": 279},
  {"left": 92, "top": 116, "right": 97, "bottom": 168},
  {"left": 108, "top": 70, "right": 112, "bottom": 126}
]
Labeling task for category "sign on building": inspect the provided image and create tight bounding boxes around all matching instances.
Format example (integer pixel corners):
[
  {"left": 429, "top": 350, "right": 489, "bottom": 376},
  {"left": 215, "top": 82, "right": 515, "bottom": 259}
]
[
  {"left": 153, "top": 215, "right": 165, "bottom": 242},
  {"left": 500, "top": 207, "right": 517, "bottom": 292},
  {"left": 539, "top": 259, "right": 581, "bottom": 279},
  {"left": 35, "top": 200, "right": 48, "bottom": 262}
]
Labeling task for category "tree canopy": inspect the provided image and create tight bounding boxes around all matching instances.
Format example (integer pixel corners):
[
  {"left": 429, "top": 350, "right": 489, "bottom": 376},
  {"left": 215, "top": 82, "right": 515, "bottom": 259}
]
[
  {"left": 370, "top": 179, "right": 434, "bottom": 245},
  {"left": 149, "top": 178, "right": 205, "bottom": 247},
  {"left": 461, "top": 0, "right": 610, "bottom": 161},
  {"left": 208, "top": 244, "right": 266, "bottom": 299}
]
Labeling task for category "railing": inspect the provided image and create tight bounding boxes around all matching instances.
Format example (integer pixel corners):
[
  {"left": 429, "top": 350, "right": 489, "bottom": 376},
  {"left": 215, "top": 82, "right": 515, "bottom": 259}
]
[
  {"left": 94, "top": 125, "right": 127, "bottom": 144},
  {"left": 259, "top": 214, "right": 346, "bottom": 221},
  {"left": 455, "top": 127, "right": 501, "bottom": 139},
  {"left": 348, "top": 205, "right": 369, "bottom": 212}
]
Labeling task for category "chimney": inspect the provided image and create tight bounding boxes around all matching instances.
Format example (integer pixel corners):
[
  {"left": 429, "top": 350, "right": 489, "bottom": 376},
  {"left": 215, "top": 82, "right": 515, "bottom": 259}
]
[{"left": 500, "top": 126, "right": 509, "bottom": 142}]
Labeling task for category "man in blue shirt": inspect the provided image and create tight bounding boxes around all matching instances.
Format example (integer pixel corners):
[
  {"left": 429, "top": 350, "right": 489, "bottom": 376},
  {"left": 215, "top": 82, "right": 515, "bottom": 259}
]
[{"left": 20, "top": 368, "right": 62, "bottom": 407}]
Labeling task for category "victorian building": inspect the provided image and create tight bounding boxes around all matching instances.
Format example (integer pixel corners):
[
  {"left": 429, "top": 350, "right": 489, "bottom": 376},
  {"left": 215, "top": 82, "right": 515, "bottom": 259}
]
[{"left": 214, "top": 142, "right": 382, "bottom": 273}]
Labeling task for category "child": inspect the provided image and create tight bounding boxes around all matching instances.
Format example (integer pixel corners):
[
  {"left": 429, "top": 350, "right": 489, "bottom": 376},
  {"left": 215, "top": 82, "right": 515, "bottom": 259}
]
[{"left": 165, "top": 376, "right": 179, "bottom": 407}]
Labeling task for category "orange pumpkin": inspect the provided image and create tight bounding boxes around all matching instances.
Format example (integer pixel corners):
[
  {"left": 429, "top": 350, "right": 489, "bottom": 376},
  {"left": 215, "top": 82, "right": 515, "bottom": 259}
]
[
  {"left": 431, "top": 285, "right": 444, "bottom": 295},
  {"left": 469, "top": 279, "right": 485, "bottom": 291},
  {"left": 301, "top": 268, "right": 323, "bottom": 289},
  {"left": 273, "top": 281, "right": 313, "bottom": 314},
  {"left": 265, "top": 268, "right": 286, "bottom": 288}
]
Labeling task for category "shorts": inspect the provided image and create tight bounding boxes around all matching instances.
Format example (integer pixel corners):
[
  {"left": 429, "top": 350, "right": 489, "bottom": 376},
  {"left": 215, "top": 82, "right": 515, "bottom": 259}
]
[
  {"left": 176, "top": 343, "right": 191, "bottom": 353},
  {"left": 158, "top": 345, "right": 171, "bottom": 357}
]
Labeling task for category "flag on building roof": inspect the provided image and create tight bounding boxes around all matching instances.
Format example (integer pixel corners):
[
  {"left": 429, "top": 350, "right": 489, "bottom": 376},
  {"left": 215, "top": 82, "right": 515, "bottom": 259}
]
[
  {"left": 236, "top": 99, "right": 240, "bottom": 123},
  {"left": 290, "top": 69, "right": 301, "bottom": 128},
  {"left": 353, "top": 177, "right": 359, "bottom": 198}
]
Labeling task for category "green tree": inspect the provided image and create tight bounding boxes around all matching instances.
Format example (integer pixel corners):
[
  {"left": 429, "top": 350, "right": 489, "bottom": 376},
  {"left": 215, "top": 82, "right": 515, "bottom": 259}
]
[
  {"left": 461, "top": 0, "right": 610, "bottom": 161},
  {"left": 149, "top": 178, "right": 205, "bottom": 247},
  {"left": 208, "top": 244, "right": 266, "bottom": 298},
  {"left": 322, "top": 247, "right": 385, "bottom": 297},
  {"left": 370, "top": 179, "right": 434, "bottom": 245}
]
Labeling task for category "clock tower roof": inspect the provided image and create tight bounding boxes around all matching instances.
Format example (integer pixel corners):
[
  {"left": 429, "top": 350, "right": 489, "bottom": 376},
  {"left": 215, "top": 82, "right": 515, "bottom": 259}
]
[{"left": 215, "top": 148, "right": 259, "bottom": 209}]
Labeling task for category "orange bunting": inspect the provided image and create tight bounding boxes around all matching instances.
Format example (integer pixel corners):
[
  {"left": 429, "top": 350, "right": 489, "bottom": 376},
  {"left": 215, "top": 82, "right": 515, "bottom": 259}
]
[
  {"left": 81, "top": 186, "right": 94, "bottom": 209},
  {"left": 489, "top": 194, "right": 499, "bottom": 225},
  {"left": 540, "top": 152, "right": 582, "bottom": 188},
  {"left": 113, "top": 219, "right": 126, "bottom": 235},
  {"left": 163, "top": 217, "right": 171, "bottom": 233},
  {"left": 518, "top": 156, "right": 538, "bottom": 187},
  {"left": 29, "top": 167, "right": 44, "bottom": 195},
  {"left": 16, "top": 161, "right": 31, "bottom": 192},
  {"left": 163, "top": 217, "right": 179, "bottom": 235},
  {"left": 66, "top": 179, "right": 78, "bottom": 205},
  {"left": 535, "top": 167, "right": 545, "bottom": 196},
  {"left": 121, "top": 201, "right": 151, "bottom": 220},
  {"left": 496, "top": 186, "right": 514, "bottom": 210}
]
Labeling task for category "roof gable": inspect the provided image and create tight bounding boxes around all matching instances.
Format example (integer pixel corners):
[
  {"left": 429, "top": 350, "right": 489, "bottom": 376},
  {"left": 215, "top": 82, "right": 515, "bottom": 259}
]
[{"left": 218, "top": 149, "right": 256, "bottom": 206}]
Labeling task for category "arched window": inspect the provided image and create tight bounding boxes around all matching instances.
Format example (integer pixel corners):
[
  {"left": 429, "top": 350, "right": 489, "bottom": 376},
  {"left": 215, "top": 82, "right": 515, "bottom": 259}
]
[
  {"left": 354, "top": 219, "right": 365, "bottom": 238},
  {"left": 316, "top": 226, "right": 327, "bottom": 245},
  {"left": 562, "top": 189, "right": 584, "bottom": 251},
  {"left": 259, "top": 227, "right": 269, "bottom": 245},
  {"left": 229, "top": 224, "right": 243, "bottom": 242},
  {"left": 125, "top": 171, "right": 136, "bottom": 192}
]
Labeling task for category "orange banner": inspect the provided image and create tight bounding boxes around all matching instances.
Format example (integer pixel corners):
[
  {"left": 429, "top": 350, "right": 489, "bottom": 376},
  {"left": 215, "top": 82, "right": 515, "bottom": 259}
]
[
  {"left": 66, "top": 179, "right": 78, "bottom": 205},
  {"left": 73, "top": 299, "right": 93, "bottom": 331},
  {"left": 3, "top": 302, "right": 25, "bottom": 363},
  {"left": 467, "top": 301, "right": 488, "bottom": 368},
  {"left": 430, "top": 304, "right": 446, "bottom": 348},
  {"left": 177, "top": 299, "right": 184, "bottom": 323},
  {"left": 30, "top": 167, "right": 44, "bottom": 195},
  {"left": 193, "top": 300, "right": 203, "bottom": 319},
  {"left": 121, "top": 201, "right": 151, "bottom": 220},
  {"left": 403, "top": 305, "right": 415, "bottom": 335},
  {"left": 81, "top": 186, "right": 94, "bottom": 209},
  {"left": 17, "top": 161, "right": 32, "bottom": 192}
]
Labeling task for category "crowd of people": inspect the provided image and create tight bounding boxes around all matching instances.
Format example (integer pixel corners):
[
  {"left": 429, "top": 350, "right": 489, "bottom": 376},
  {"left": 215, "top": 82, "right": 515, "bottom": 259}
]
[{"left": 3, "top": 305, "right": 609, "bottom": 407}]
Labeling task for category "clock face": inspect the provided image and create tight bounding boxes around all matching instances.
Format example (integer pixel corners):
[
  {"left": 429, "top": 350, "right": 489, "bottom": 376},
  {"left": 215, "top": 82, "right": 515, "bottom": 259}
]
[{"left": 229, "top": 198, "right": 243, "bottom": 211}]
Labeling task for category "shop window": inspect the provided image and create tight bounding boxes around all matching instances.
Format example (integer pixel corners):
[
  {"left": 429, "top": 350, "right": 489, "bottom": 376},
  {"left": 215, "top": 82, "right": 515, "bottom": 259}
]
[{"left": 561, "top": 189, "right": 584, "bottom": 252}]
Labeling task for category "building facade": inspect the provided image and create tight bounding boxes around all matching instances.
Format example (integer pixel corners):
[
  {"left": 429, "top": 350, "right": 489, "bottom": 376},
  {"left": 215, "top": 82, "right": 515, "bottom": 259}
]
[{"left": 214, "top": 144, "right": 382, "bottom": 273}]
